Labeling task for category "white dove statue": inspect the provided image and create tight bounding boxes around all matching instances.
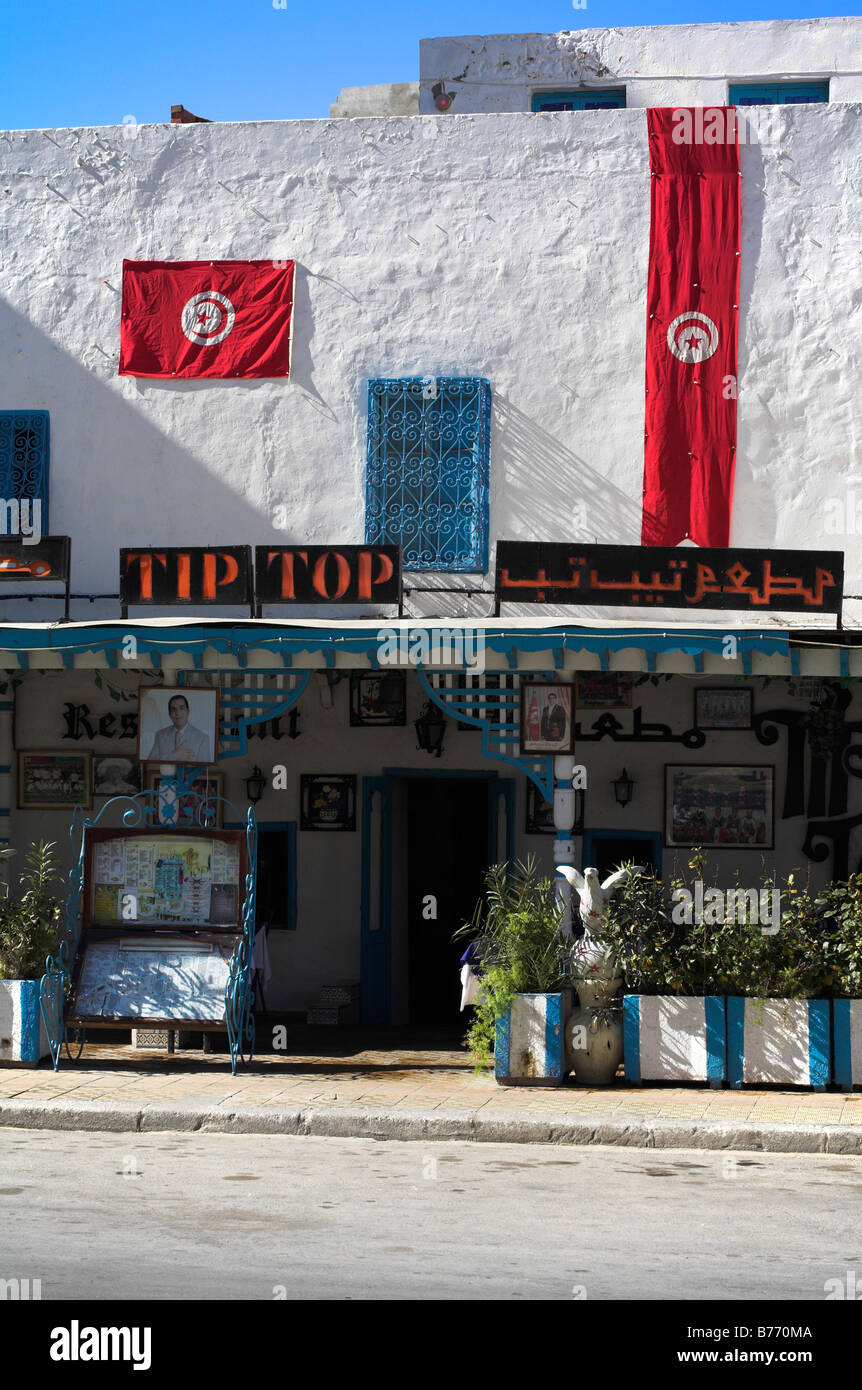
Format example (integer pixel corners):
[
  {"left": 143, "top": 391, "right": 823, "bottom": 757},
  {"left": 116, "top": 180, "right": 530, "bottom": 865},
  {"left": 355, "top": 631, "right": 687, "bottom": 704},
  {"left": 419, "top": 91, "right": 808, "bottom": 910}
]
[{"left": 556, "top": 864, "right": 644, "bottom": 981}]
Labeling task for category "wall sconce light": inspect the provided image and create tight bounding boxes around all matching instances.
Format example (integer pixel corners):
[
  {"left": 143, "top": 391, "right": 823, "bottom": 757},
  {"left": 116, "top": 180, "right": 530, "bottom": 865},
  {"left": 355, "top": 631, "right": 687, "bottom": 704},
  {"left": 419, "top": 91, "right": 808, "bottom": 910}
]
[
  {"left": 432, "top": 81, "right": 456, "bottom": 112},
  {"left": 244, "top": 765, "right": 267, "bottom": 805},
  {"left": 612, "top": 767, "right": 635, "bottom": 807},
  {"left": 415, "top": 701, "right": 447, "bottom": 757}
]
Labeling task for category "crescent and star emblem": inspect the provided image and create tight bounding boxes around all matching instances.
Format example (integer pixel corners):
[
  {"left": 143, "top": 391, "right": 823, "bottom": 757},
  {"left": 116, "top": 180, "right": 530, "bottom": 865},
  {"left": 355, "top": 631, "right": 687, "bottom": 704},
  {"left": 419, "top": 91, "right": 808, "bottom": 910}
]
[
  {"left": 666, "top": 311, "right": 719, "bottom": 364},
  {"left": 181, "top": 291, "right": 236, "bottom": 346}
]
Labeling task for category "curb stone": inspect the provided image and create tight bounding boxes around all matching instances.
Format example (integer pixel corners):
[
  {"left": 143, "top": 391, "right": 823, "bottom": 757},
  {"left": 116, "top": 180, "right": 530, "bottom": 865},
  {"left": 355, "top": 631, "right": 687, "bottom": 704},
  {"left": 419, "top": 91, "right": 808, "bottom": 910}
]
[{"left": 1, "top": 1096, "right": 861, "bottom": 1153}]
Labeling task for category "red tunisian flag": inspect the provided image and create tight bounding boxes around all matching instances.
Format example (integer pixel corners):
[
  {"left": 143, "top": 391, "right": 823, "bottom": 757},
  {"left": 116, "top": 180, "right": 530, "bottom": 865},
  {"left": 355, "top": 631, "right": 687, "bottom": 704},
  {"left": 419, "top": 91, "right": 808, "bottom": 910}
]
[
  {"left": 642, "top": 108, "right": 740, "bottom": 548},
  {"left": 119, "top": 260, "right": 294, "bottom": 379}
]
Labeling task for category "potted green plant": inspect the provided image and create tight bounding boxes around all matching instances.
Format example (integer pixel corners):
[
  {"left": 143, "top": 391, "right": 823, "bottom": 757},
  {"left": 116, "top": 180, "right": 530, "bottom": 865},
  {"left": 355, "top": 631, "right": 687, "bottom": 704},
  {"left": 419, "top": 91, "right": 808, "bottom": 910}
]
[
  {"left": 811, "top": 874, "right": 862, "bottom": 1090},
  {"left": 456, "top": 858, "right": 570, "bottom": 1086},
  {"left": 603, "top": 855, "right": 727, "bottom": 1086},
  {"left": 0, "top": 842, "right": 63, "bottom": 1067}
]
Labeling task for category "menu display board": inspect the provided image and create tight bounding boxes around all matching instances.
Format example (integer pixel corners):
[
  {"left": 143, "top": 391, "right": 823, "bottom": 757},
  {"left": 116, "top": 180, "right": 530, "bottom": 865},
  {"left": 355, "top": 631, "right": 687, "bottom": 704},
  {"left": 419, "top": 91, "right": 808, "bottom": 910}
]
[
  {"left": 86, "top": 830, "right": 243, "bottom": 930},
  {"left": 67, "top": 934, "right": 237, "bottom": 1024}
]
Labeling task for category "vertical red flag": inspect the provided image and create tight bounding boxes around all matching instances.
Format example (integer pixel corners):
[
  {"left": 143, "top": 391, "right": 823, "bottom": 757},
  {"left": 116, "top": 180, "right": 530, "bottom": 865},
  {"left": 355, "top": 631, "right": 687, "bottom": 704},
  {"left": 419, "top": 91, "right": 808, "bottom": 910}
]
[{"left": 641, "top": 108, "right": 740, "bottom": 547}]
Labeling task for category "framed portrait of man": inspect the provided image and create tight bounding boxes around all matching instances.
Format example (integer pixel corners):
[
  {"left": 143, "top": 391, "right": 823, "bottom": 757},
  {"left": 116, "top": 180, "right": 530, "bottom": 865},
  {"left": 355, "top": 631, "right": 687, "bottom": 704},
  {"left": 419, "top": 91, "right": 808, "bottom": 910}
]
[
  {"left": 138, "top": 686, "right": 219, "bottom": 766},
  {"left": 519, "top": 683, "right": 575, "bottom": 755}
]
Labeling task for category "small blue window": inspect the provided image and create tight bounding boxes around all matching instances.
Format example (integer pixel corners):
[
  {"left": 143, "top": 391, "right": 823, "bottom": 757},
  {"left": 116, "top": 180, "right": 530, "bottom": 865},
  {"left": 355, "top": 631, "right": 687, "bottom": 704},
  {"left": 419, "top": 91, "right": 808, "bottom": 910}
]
[
  {"left": 365, "top": 377, "right": 490, "bottom": 573},
  {"left": 0, "top": 411, "right": 49, "bottom": 530},
  {"left": 532, "top": 89, "right": 626, "bottom": 112},
  {"left": 729, "top": 82, "right": 829, "bottom": 106}
]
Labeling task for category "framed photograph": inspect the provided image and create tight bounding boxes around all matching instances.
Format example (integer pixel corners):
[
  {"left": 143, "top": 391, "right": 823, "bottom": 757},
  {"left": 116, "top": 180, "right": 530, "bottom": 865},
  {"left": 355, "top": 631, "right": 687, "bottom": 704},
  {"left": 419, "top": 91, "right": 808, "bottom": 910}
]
[
  {"left": 694, "top": 687, "right": 753, "bottom": 730},
  {"left": 349, "top": 672, "right": 406, "bottom": 727},
  {"left": 575, "top": 673, "right": 633, "bottom": 709},
  {"left": 18, "top": 751, "right": 92, "bottom": 809},
  {"left": 519, "top": 683, "right": 575, "bottom": 755},
  {"left": 525, "top": 782, "right": 584, "bottom": 836},
  {"left": 300, "top": 775, "right": 356, "bottom": 831},
  {"left": 145, "top": 770, "right": 224, "bottom": 828},
  {"left": 93, "top": 756, "right": 142, "bottom": 797},
  {"left": 665, "top": 765, "right": 774, "bottom": 849},
  {"left": 138, "top": 686, "right": 219, "bottom": 766}
]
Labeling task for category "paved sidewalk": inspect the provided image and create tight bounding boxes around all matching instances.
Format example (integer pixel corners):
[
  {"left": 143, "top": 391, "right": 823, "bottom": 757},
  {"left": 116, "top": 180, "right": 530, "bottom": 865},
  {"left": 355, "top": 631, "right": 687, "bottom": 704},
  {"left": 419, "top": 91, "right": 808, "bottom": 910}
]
[{"left": 2, "top": 1035, "right": 861, "bottom": 1152}]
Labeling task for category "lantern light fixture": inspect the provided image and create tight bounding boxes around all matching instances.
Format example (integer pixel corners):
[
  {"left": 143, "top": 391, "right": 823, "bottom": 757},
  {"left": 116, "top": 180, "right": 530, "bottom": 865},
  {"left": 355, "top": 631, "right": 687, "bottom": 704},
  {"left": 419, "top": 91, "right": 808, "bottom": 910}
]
[
  {"left": 414, "top": 701, "right": 447, "bottom": 757},
  {"left": 244, "top": 765, "right": 267, "bottom": 805},
  {"left": 612, "top": 767, "right": 635, "bottom": 807}
]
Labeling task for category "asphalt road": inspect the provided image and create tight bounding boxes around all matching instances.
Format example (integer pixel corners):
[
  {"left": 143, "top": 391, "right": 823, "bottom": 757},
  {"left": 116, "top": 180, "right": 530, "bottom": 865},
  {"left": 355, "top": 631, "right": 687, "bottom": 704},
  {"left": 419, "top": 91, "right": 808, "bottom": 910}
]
[{"left": 1, "top": 1129, "right": 861, "bottom": 1300}]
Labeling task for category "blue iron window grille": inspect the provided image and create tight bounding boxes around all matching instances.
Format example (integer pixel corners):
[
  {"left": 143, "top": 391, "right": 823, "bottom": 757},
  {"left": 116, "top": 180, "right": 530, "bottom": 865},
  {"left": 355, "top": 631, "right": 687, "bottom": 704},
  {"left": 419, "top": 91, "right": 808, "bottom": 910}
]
[
  {"left": 0, "top": 411, "right": 49, "bottom": 530},
  {"left": 728, "top": 82, "right": 829, "bottom": 106},
  {"left": 365, "top": 377, "right": 490, "bottom": 573},
  {"left": 531, "top": 89, "right": 626, "bottom": 111}
]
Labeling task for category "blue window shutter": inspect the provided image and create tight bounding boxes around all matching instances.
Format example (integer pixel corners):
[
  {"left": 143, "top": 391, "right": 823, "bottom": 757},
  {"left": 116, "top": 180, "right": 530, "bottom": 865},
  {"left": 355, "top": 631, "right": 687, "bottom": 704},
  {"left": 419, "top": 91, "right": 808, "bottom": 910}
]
[
  {"left": 531, "top": 89, "right": 626, "bottom": 112},
  {"left": 0, "top": 411, "right": 50, "bottom": 531},
  {"left": 729, "top": 81, "right": 828, "bottom": 106},
  {"left": 365, "top": 377, "right": 490, "bottom": 573}
]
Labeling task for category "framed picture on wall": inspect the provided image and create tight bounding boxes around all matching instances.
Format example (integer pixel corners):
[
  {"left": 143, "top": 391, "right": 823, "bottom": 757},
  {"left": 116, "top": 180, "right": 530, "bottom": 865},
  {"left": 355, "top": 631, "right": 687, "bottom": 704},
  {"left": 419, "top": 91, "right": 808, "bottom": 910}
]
[
  {"left": 138, "top": 686, "right": 219, "bottom": 765},
  {"left": 300, "top": 775, "right": 356, "bottom": 831},
  {"left": 665, "top": 764, "right": 774, "bottom": 849},
  {"left": 18, "top": 751, "right": 92, "bottom": 809},
  {"left": 145, "top": 770, "right": 224, "bottom": 828},
  {"left": 575, "top": 674, "right": 633, "bottom": 709},
  {"left": 93, "top": 756, "right": 142, "bottom": 797},
  {"left": 349, "top": 672, "right": 406, "bottom": 727},
  {"left": 519, "top": 683, "right": 575, "bottom": 755},
  {"left": 694, "top": 687, "right": 753, "bottom": 730},
  {"left": 525, "top": 782, "right": 584, "bottom": 836}
]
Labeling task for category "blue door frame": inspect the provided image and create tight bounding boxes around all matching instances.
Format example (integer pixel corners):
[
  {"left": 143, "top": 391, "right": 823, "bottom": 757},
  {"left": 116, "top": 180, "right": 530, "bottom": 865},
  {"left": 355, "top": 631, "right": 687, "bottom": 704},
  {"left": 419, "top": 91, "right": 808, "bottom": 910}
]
[
  {"left": 360, "top": 769, "right": 515, "bottom": 1025},
  {"left": 582, "top": 828, "right": 663, "bottom": 876}
]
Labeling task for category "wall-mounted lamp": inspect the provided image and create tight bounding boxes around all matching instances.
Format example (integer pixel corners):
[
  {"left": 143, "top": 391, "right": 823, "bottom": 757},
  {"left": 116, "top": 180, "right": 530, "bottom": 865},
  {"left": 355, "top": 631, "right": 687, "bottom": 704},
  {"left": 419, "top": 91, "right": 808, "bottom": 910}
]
[
  {"left": 415, "top": 702, "right": 447, "bottom": 757},
  {"left": 244, "top": 765, "right": 267, "bottom": 805},
  {"left": 612, "top": 767, "right": 635, "bottom": 807},
  {"left": 432, "top": 81, "right": 456, "bottom": 112}
]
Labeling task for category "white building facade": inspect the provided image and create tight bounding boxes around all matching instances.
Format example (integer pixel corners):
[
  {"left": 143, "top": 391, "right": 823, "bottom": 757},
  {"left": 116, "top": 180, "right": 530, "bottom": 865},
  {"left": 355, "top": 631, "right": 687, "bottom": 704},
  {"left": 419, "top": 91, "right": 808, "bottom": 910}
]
[{"left": 1, "top": 19, "right": 861, "bottom": 1025}]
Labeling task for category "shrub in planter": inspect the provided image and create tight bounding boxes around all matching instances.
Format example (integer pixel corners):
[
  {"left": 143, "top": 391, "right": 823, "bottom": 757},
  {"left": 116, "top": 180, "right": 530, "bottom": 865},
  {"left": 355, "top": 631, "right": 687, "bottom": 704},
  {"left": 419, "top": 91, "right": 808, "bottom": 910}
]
[
  {"left": 456, "top": 858, "right": 569, "bottom": 1085},
  {"left": 814, "top": 874, "right": 862, "bottom": 1089},
  {"left": 0, "top": 842, "right": 62, "bottom": 1067}
]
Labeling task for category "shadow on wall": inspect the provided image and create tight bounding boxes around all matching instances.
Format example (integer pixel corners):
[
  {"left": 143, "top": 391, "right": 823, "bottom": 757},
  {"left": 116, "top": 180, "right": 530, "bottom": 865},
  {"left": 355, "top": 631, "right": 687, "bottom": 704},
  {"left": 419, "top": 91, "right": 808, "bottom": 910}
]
[{"left": 0, "top": 296, "right": 297, "bottom": 622}]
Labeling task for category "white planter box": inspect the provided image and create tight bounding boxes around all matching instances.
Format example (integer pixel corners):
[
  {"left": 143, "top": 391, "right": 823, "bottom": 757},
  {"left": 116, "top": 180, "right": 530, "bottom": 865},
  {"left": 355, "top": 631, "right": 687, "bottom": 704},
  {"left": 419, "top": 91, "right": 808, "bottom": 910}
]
[
  {"left": 623, "top": 996, "right": 726, "bottom": 1084},
  {"left": 495, "top": 992, "right": 567, "bottom": 1086},
  {"left": 0, "top": 980, "right": 50, "bottom": 1066},
  {"left": 833, "top": 1000, "right": 862, "bottom": 1090},
  {"left": 727, "top": 997, "right": 830, "bottom": 1089}
]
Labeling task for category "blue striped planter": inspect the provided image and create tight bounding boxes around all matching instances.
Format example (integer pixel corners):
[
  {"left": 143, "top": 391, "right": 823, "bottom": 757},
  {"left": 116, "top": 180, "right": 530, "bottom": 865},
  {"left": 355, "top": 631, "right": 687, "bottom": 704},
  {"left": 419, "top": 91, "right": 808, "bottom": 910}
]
[
  {"left": 623, "top": 995, "right": 726, "bottom": 1084},
  {"left": 727, "top": 997, "right": 830, "bottom": 1089},
  {"left": 0, "top": 980, "right": 50, "bottom": 1066},
  {"left": 495, "top": 992, "right": 567, "bottom": 1086},
  {"left": 833, "top": 1000, "right": 862, "bottom": 1090}
]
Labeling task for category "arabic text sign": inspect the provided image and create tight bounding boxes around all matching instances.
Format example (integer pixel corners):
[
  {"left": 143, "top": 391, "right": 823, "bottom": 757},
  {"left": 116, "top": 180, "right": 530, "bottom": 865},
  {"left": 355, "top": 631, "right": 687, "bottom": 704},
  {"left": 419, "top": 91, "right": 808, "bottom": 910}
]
[
  {"left": 120, "top": 546, "right": 253, "bottom": 606},
  {"left": 255, "top": 545, "right": 401, "bottom": 604},
  {"left": 0, "top": 536, "right": 70, "bottom": 582},
  {"left": 496, "top": 543, "right": 844, "bottom": 614}
]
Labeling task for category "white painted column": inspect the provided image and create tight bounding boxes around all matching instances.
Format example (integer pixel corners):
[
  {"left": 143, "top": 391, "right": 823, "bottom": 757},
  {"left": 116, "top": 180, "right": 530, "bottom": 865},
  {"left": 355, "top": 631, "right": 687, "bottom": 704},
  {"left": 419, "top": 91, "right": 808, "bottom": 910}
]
[{"left": 553, "top": 753, "right": 577, "bottom": 936}]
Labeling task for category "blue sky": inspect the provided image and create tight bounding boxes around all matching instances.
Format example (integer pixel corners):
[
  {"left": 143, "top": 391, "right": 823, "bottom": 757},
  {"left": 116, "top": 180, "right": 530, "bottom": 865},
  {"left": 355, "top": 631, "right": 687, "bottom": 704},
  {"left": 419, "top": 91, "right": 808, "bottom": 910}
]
[{"left": 0, "top": 0, "right": 849, "bottom": 130}]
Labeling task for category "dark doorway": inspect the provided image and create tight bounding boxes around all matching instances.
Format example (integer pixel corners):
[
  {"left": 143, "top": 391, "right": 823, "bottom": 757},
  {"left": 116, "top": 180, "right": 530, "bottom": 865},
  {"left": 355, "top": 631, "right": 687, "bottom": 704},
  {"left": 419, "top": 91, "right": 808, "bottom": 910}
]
[
  {"left": 406, "top": 778, "right": 489, "bottom": 1025},
  {"left": 590, "top": 833, "right": 660, "bottom": 882}
]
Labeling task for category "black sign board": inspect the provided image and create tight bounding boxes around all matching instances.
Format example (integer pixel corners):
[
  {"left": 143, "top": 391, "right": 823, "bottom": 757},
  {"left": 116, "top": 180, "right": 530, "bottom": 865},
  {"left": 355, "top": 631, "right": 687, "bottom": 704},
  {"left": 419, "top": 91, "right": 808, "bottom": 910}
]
[
  {"left": 0, "top": 535, "right": 72, "bottom": 619},
  {"left": 0, "top": 535, "right": 70, "bottom": 583},
  {"left": 495, "top": 543, "right": 844, "bottom": 615},
  {"left": 121, "top": 547, "right": 253, "bottom": 614},
  {"left": 255, "top": 545, "right": 401, "bottom": 606}
]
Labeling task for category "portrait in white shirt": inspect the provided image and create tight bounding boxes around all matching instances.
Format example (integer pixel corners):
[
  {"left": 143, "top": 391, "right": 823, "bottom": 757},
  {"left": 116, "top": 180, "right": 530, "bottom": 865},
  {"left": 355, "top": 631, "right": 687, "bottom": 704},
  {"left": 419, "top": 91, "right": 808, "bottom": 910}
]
[{"left": 138, "top": 686, "right": 218, "bottom": 765}]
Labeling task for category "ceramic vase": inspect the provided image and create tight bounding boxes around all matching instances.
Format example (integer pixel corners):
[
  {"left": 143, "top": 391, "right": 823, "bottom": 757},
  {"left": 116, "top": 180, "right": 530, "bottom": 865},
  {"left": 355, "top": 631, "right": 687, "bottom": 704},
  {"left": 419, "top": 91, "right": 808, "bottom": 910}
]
[{"left": 566, "top": 976, "right": 624, "bottom": 1085}]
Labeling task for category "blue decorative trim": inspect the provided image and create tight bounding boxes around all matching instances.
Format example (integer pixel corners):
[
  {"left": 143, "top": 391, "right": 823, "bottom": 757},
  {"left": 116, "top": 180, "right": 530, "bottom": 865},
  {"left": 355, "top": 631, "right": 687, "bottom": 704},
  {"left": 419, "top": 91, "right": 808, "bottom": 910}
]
[
  {"left": 582, "top": 828, "right": 662, "bottom": 876},
  {"left": 532, "top": 88, "right": 626, "bottom": 111},
  {"left": 0, "top": 700, "right": 13, "bottom": 711},
  {"left": 729, "top": 81, "right": 828, "bottom": 106},
  {"left": 841, "top": 649, "right": 850, "bottom": 678},
  {"left": 704, "top": 996, "right": 726, "bottom": 1083},
  {"left": 494, "top": 1002, "right": 511, "bottom": 1077},
  {"left": 19, "top": 980, "right": 41, "bottom": 1063},
  {"left": 833, "top": 999, "right": 853, "bottom": 1089},
  {"left": 623, "top": 995, "right": 641, "bottom": 1082},
  {"left": 360, "top": 776, "right": 392, "bottom": 1025},
  {"left": 808, "top": 999, "right": 831, "bottom": 1088},
  {"left": 726, "top": 996, "right": 745, "bottom": 1088},
  {"left": 544, "top": 993, "right": 564, "bottom": 1079},
  {"left": 365, "top": 377, "right": 491, "bottom": 573}
]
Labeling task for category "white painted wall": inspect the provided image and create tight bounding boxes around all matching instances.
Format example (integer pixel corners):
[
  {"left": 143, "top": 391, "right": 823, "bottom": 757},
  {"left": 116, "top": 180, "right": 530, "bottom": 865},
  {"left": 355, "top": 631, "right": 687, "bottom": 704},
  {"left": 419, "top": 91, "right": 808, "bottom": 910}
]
[
  {"left": 12, "top": 667, "right": 860, "bottom": 1010},
  {"left": 419, "top": 19, "right": 862, "bottom": 113}
]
